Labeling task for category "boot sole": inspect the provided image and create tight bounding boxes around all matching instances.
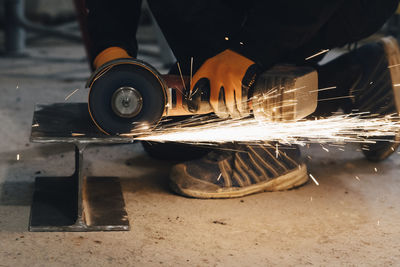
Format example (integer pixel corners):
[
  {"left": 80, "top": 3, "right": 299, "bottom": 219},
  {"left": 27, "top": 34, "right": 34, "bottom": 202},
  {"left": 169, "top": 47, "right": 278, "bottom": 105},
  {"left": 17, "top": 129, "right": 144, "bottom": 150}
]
[
  {"left": 381, "top": 36, "right": 400, "bottom": 112},
  {"left": 170, "top": 163, "right": 308, "bottom": 199},
  {"left": 361, "top": 37, "right": 400, "bottom": 161}
]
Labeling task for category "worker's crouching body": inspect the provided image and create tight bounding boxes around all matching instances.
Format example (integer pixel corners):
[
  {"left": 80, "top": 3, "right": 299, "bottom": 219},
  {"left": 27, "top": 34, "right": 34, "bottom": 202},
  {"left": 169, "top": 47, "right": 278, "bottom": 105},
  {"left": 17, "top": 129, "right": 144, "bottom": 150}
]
[{"left": 84, "top": 0, "right": 400, "bottom": 198}]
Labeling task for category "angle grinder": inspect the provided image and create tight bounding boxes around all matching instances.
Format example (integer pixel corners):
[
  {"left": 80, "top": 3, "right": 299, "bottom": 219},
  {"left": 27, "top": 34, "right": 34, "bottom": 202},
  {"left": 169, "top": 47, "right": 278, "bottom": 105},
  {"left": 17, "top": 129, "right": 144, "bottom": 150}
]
[{"left": 87, "top": 58, "right": 318, "bottom": 135}]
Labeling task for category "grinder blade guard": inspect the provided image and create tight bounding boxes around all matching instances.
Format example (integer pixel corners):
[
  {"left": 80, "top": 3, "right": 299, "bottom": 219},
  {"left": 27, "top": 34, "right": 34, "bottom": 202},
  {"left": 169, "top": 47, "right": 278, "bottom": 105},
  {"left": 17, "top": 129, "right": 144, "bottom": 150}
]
[{"left": 87, "top": 59, "right": 167, "bottom": 135}]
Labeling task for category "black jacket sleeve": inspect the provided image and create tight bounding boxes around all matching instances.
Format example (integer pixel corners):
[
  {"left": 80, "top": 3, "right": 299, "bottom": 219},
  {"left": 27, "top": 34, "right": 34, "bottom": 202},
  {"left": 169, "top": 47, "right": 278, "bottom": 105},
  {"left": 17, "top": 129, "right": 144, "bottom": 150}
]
[{"left": 86, "top": 0, "right": 142, "bottom": 62}]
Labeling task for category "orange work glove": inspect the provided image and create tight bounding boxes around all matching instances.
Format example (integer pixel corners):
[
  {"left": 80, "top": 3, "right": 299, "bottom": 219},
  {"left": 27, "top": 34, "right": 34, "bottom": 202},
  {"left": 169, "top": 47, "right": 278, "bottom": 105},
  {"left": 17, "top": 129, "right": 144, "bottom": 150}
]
[
  {"left": 93, "top": 47, "right": 131, "bottom": 69},
  {"left": 190, "top": 49, "right": 257, "bottom": 118}
]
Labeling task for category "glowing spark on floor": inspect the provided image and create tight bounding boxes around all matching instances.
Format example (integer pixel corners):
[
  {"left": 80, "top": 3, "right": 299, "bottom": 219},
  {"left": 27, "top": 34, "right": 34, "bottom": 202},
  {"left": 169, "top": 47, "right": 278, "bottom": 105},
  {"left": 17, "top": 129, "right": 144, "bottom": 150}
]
[
  {"left": 305, "top": 49, "right": 329, "bottom": 60},
  {"left": 374, "top": 167, "right": 378, "bottom": 173},
  {"left": 71, "top": 133, "right": 85, "bottom": 137},
  {"left": 64, "top": 88, "right": 80, "bottom": 101},
  {"left": 32, "top": 123, "right": 39, "bottom": 128},
  {"left": 355, "top": 176, "right": 360, "bottom": 181},
  {"left": 16, "top": 154, "right": 20, "bottom": 161},
  {"left": 217, "top": 173, "right": 222, "bottom": 181},
  {"left": 309, "top": 174, "right": 319, "bottom": 186}
]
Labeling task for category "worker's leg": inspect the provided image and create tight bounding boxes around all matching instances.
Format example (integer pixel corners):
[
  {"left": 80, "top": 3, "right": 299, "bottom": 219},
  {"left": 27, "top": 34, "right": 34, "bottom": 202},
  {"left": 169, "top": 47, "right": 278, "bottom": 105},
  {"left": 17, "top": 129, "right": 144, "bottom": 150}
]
[
  {"left": 304, "top": 0, "right": 400, "bottom": 161},
  {"left": 310, "top": 36, "right": 400, "bottom": 161},
  {"left": 285, "top": 0, "right": 399, "bottom": 65},
  {"left": 297, "top": 0, "right": 399, "bottom": 116}
]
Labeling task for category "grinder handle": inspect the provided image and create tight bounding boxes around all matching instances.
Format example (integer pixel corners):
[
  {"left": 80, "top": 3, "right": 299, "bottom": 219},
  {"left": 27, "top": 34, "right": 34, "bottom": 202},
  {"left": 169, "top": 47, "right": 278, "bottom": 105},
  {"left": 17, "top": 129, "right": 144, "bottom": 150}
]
[{"left": 162, "top": 75, "right": 213, "bottom": 116}]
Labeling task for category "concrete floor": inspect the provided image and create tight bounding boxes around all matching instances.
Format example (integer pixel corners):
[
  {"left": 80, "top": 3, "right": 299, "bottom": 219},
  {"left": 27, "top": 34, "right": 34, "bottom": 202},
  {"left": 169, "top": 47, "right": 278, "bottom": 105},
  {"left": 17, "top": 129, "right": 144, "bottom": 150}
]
[{"left": 0, "top": 40, "right": 400, "bottom": 267}]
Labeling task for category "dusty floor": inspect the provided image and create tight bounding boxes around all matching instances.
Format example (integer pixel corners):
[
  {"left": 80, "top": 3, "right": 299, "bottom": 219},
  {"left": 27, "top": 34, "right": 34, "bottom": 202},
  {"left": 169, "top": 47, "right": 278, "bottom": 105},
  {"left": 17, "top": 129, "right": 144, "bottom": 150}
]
[{"left": 0, "top": 40, "right": 400, "bottom": 267}]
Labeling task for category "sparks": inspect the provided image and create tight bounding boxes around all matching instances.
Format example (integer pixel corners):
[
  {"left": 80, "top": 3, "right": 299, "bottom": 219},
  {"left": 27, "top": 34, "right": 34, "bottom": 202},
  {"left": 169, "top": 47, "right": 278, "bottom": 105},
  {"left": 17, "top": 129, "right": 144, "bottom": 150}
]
[
  {"left": 322, "top": 146, "right": 330, "bottom": 153},
  {"left": 176, "top": 62, "right": 188, "bottom": 98},
  {"left": 374, "top": 167, "right": 378, "bottom": 173},
  {"left": 388, "top": 63, "right": 400, "bottom": 68},
  {"left": 355, "top": 176, "right": 360, "bottom": 181},
  {"left": 309, "top": 86, "right": 337, "bottom": 93},
  {"left": 305, "top": 49, "right": 330, "bottom": 60},
  {"left": 16, "top": 154, "right": 20, "bottom": 161},
  {"left": 71, "top": 133, "right": 85, "bottom": 137},
  {"left": 309, "top": 174, "right": 319, "bottom": 186},
  {"left": 318, "top": 95, "right": 355, "bottom": 102},
  {"left": 134, "top": 113, "right": 400, "bottom": 146},
  {"left": 217, "top": 173, "right": 222, "bottom": 181},
  {"left": 190, "top": 57, "right": 193, "bottom": 89},
  {"left": 64, "top": 88, "right": 80, "bottom": 101}
]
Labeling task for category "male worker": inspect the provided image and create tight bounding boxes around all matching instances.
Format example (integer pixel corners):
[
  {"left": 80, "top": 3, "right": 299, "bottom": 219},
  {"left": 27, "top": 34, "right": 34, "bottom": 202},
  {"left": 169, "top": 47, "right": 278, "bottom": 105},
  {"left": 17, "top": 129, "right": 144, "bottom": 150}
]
[{"left": 85, "top": 0, "right": 400, "bottom": 198}]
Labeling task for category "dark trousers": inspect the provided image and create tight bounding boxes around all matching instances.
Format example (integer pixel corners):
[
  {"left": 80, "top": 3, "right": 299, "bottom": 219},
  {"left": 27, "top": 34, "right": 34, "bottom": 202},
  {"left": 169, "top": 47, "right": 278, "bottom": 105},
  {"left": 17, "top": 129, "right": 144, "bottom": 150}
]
[{"left": 148, "top": 0, "right": 398, "bottom": 73}]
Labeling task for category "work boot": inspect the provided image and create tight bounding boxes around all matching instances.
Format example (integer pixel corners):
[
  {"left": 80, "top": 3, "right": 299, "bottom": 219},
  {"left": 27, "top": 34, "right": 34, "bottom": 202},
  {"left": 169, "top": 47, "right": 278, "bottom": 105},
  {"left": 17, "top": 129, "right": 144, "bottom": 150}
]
[
  {"left": 169, "top": 143, "right": 308, "bottom": 198},
  {"left": 315, "top": 36, "right": 400, "bottom": 162}
]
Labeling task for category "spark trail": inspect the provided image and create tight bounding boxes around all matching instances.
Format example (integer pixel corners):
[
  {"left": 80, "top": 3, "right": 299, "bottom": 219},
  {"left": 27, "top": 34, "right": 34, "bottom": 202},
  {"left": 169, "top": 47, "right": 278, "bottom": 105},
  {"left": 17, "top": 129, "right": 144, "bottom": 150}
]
[{"left": 128, "top": 113, "right": 400, "bottom": 146}]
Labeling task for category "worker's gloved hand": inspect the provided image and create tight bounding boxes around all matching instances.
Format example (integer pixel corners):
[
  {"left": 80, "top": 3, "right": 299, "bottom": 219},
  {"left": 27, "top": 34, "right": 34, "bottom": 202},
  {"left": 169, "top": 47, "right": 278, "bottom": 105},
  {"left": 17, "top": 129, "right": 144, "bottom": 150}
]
[
  {"left": 190, "top": 49, "right": 258, "bottom": 118},
  {"left": 93, "top": 47, "right": 131, "bottom": 69}
]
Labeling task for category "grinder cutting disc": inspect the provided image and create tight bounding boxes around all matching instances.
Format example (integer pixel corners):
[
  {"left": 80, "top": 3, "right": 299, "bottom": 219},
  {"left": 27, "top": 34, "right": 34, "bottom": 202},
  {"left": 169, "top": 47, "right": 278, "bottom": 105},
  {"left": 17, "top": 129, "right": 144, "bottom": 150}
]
[{"left": 88, "top": 60, "right": 166, "bottom": 135}]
